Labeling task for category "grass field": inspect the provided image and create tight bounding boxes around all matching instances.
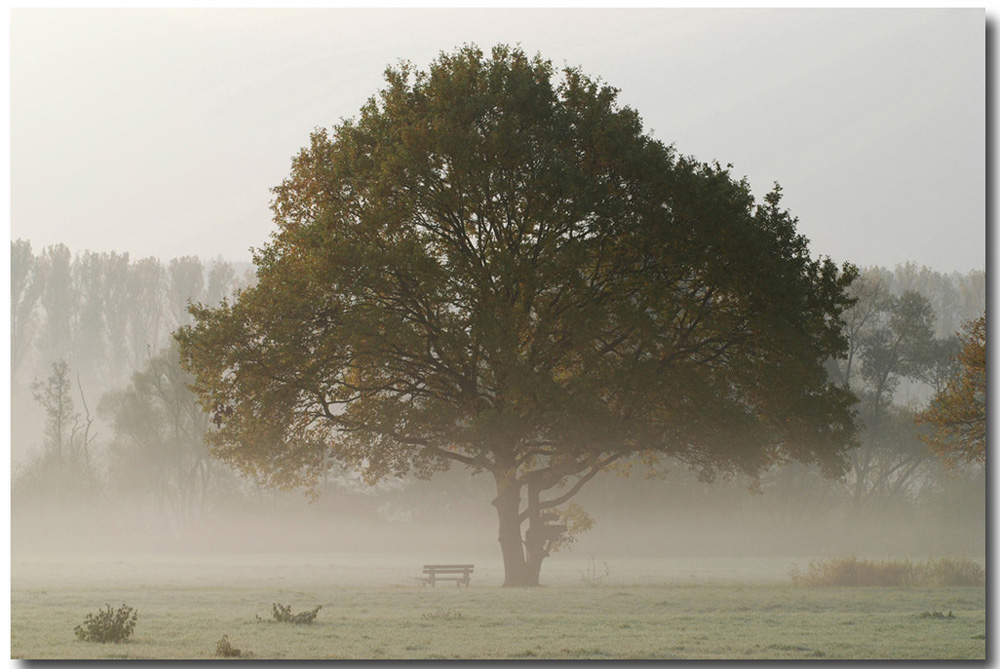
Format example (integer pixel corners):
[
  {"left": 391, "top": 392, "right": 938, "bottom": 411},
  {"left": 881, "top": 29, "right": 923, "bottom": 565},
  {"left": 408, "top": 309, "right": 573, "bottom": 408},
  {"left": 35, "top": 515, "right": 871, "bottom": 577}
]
[{"left": 10, "top": 553, "right": 987, "bottom": 660}]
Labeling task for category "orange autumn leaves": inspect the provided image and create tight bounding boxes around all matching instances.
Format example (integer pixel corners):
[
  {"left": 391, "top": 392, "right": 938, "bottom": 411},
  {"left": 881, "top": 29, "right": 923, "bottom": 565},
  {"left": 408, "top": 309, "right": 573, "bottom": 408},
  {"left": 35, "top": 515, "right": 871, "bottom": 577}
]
[{"left": 917, "top": 315, "right": 986, "bottom": 467}]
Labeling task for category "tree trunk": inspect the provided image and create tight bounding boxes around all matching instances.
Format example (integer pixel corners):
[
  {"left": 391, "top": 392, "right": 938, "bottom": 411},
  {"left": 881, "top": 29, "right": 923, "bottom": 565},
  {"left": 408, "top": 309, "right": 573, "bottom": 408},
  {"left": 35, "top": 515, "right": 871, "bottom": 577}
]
[
  {"left": 523, "top": 527, "right": 545, "bottom": 587},
  {"left": 522, "top": 478, "right": 546, "bottom": 586},
  {"left": 493, "top": 472, "right": 532, "bottom": 586}
]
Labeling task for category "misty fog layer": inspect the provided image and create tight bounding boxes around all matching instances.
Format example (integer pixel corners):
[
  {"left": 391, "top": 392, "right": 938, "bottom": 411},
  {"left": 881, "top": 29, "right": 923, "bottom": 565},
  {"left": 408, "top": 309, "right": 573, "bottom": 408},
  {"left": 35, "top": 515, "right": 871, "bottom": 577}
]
[{"left": 11, "top": 242, "right": 986, "bottom": 562}]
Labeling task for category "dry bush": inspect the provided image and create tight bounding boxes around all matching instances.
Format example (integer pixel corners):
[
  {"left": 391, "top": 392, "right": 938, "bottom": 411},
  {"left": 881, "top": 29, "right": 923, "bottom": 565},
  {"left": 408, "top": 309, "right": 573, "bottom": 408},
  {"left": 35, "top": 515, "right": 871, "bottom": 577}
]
[
  {"left": 790, "top": 557, "right": 983, "bottom": 587},
  {"left": 788, "top": 556, "right": 913, "bottom": 587},
  {"left": 917, "top": 558, "right": 985, "bottom": 586},
  {"left": 215, "top": 634, "right": 251, "bottom": 658}
]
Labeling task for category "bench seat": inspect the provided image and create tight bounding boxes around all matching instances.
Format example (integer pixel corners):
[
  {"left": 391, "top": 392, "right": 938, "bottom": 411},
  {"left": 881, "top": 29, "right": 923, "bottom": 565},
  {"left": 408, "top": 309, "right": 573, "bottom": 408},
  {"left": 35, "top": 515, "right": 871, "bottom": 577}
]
[{"left": 422, "top": 564, "right": 474, "bottom": 587}]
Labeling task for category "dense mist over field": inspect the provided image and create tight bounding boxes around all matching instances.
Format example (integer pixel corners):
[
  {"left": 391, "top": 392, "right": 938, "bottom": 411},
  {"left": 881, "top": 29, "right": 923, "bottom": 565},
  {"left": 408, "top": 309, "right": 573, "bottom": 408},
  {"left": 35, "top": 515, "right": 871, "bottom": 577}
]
[
  {"left": 11, "top": 457, "right": 986, "bottom": 561},
  {"left": 11, "top": 242, "right": 985, "bottom": 564}
]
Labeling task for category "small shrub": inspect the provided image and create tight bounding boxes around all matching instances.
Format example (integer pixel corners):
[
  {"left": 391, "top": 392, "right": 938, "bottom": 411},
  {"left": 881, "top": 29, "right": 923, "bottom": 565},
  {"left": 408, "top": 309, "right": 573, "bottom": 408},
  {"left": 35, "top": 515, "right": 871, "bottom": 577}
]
[
  {"left": 257, "top": 603, "right": 322, "bottom": 625},
  {"left": 215, "top": 634, "right": 250, "bottom": 658},
  {"left": 74, "top": 604, "right": 137, "bottom": 643},
  {"left": 790, "top": 557, "right": 984, "bottom": 587}
]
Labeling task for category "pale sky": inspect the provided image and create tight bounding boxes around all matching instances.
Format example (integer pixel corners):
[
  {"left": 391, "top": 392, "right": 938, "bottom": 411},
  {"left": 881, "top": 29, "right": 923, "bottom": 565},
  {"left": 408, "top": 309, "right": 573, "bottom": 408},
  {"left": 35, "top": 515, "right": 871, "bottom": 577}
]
[{"left": 9, "top": 8, "right": 987, "bottom": 273}]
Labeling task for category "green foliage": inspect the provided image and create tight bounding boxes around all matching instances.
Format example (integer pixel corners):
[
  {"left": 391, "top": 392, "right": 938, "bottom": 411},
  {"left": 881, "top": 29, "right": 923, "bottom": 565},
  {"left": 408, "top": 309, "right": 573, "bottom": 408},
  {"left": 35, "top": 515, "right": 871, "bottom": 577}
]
[
  {"left": 258, "top": 603, "right": 322, "bottom": 625},
  {"left": 73, "top": 604, "right": 137, "bottom": 643},
  {"left": 789, "top": 557, "right": 984, "bottom": 587}
]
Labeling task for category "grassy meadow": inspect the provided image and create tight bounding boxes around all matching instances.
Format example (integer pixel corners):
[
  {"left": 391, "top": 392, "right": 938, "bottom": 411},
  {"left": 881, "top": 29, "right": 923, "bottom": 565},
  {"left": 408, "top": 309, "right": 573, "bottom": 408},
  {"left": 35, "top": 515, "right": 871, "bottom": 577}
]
[{"left": 10, "top": 553, "right": 986, "bottom": 660}]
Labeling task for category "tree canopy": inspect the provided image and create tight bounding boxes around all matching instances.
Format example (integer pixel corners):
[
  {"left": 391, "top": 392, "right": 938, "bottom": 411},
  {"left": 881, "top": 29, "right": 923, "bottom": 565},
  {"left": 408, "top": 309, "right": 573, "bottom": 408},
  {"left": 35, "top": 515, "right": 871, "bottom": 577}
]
[{"left": 177, "top": 44, "right": 858, "bottom": 585}]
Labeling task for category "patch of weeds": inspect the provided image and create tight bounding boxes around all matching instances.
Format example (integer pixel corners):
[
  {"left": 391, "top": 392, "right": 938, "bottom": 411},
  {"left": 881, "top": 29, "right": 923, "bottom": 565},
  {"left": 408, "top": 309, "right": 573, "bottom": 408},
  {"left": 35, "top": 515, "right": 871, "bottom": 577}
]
[
  {"left": 767, "top": 643, "right": 815, "bottom": 652},
  {"left": 971, "top": 634, "right": 986, "bottom": 640},
  {"left": 789, "top": 557, "right": 913, "bottom": 586},
  {"left": 215, "top": 634, "right": 252, "bottom": 658},
  {"left": 421, "top": 609, "right": 463, "bottom": 620},
  {"left": 256, "top": 603, "right": 322, "bottom": 624},
  {"left": 919, "top": 558, "right": 985, "bottom": 586},
  {"left": 74, "top": 603, "right": 137, "bottom": 643},
  {"left": 919, "top": 610, "right": 955, "bottom": 619},
  {"left": 581, "top": 555, "right": 611, "bottom": 587},
  {"left": 789, "top": 557, "right": 985, "bottom": 587}
]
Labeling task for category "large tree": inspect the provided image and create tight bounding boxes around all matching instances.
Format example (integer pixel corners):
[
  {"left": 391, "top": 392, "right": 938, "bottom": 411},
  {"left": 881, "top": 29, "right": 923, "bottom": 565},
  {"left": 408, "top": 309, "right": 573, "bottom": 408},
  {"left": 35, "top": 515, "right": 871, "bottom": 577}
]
[{"left": 177, "top": 45, "right": 858, "bottom": 586}]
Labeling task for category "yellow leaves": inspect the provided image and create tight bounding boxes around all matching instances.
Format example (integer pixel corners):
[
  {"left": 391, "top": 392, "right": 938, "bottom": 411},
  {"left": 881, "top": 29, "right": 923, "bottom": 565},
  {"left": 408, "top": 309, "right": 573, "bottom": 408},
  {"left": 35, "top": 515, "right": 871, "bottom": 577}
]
[
  {"left": 547, "top": 503, "right": 595, "bottom": 554},
  {"left": 917, "top": 314, "right": 985, "bottom": 467}
]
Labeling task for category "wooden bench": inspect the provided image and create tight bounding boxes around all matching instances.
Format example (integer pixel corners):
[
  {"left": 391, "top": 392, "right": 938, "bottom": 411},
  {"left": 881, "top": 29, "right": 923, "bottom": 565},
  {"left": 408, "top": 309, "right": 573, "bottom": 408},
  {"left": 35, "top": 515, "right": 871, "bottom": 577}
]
[{"left": 422, "top": 564, "right": 474, "bottom": 587}]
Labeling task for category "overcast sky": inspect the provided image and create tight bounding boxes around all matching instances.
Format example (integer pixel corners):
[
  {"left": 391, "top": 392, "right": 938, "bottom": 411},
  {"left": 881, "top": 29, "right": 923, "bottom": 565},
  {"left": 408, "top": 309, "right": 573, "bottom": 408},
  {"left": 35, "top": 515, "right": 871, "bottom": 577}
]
[{"left": 10, "top": 8, "right": 986, "bottom": 273}]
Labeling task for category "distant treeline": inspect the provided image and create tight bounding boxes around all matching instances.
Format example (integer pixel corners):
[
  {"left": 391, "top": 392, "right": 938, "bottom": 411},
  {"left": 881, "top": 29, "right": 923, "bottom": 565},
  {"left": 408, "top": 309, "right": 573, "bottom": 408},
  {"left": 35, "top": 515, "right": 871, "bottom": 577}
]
[
  {"left": 11, "top": 238, "right": 984, "bottom": 402},
  {"left": 856, "top": 262, "right": 984, "bottom": 339},
  {"left": 11, "top": 239, "right": 255, "bottom": 391}
]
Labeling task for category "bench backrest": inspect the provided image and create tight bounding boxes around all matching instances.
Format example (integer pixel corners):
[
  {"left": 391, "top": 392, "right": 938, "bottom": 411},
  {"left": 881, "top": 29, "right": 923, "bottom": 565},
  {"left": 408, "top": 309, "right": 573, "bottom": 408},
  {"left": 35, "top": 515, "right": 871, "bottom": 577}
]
[{"left": 423, "top": 564, "right": 474, "bottom": 572}]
